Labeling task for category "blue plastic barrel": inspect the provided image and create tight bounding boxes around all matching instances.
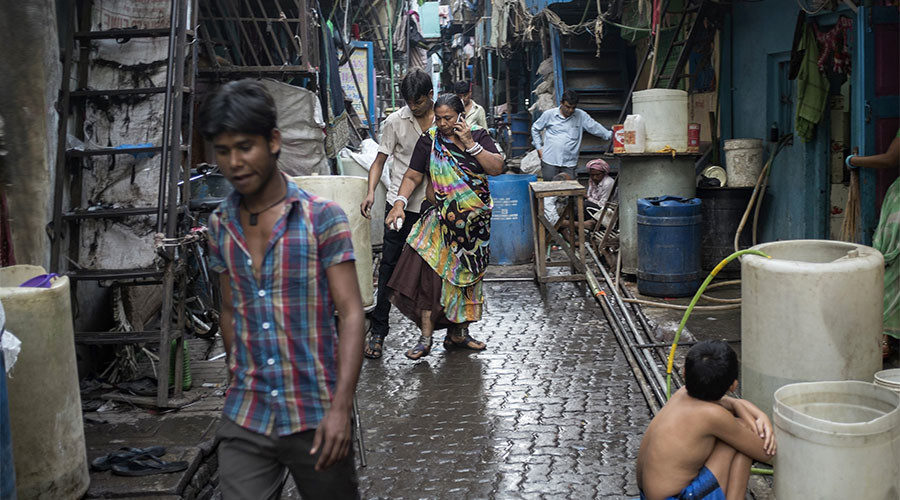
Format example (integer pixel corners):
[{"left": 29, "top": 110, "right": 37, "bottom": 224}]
[
  {"left": 488, "top": 174, "right": 537, "bottom": 265},
  {"left": 637, "top": 196, "right": 702, "bottom": 297},
  {"left": 510, "top": 112, "right": 531, "bottom": 158}
]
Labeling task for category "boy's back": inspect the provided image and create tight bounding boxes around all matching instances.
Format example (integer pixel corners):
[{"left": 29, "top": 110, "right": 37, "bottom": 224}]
[
  {"left": 636, "top": 341, "right": 775, "bottom": 500},
  {"left": 637, "top": 388, "right": 726, "bottom": 499}
]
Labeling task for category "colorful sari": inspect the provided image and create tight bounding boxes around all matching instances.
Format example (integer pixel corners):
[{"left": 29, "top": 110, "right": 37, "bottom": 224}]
[{"left": 404, "top": 126, "right": 493, "bottom": 323}]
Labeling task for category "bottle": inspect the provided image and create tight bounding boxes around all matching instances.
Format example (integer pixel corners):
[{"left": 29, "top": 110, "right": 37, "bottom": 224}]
[{"left": 623, "top": 114, "right": 646, "bottom": 153}]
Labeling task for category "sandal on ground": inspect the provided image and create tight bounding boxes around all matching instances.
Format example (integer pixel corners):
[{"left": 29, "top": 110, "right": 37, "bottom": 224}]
[
  {"left": 443, "top": 329, "right": 487, "bottom": 351},
  {"left": 110, "top": 453, "right": 188, "bottom": 476},
  {"left": 883, "top": 335, "right": 895, "bottom": 359},
  {"left": 364, "top": 333, "right": 386, "bottom": 359},
  {"left": 91, "top": 446, "right": 167, "bottom": 472},
  {"left": 405, "top": 335, "right": 433, "bottom": 360}
]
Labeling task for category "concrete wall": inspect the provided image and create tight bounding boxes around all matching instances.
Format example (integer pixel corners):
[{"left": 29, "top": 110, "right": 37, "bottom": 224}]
[
  {"left": 0, "top": 1, "right": 61, "bottom": 267},
  {"left": 724, "top": 0, "right": 830, "bottom": 241}
]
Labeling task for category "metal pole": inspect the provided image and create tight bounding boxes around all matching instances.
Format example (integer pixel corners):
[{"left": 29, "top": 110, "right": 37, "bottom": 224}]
[{"left": 385, "top": 0, "right": 396, "bottom": 109}]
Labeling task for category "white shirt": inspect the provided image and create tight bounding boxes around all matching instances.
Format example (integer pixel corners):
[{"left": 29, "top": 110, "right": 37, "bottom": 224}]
[
  {"left": 531, "top": 107, "right": 612, "bottom": 167},
  {"left": 377, "top": 106, "right": 430, "bottom": 212}
]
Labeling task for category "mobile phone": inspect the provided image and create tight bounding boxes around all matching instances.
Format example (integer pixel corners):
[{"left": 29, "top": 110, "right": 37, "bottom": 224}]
[{"left": 456, "top": 114, "right": 462, "bottom": 124}]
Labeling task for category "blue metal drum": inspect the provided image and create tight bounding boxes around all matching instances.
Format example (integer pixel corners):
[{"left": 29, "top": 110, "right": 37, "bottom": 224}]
[
  {"left": 509, "top": 112, "right": 532, "bottom": 158},
  {"left": 488, "top": 174, "right": 537, "bottom": 265},
  {"left": 637, "top": 196, "right": 703, "bottom": 297}
]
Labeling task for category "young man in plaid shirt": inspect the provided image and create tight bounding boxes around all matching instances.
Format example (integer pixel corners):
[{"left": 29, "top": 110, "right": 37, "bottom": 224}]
[{"left": 201, "top": 80, "right": 364, "bottom": 499}]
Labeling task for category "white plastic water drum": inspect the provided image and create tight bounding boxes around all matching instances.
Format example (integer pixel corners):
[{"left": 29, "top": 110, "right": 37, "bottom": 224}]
[
  {"left": 741, "top": 240, "right": 884, "bottom": 417},
  {"left": 291, "top": 176, "right": 375, "bottom": 308},
  {"left": 875, "top": 369, "right": 900, "bottom": 394},
  {"left": 724, "top": 138, "right": 764, "bottom": 187},
  {"left": 1, "top": 265, "right": 89, "bottom": 499},
  {"left": 338, "top": 152, "right": 385, "bottom": 247},
  {"left": 632, "top": 89, "right": 688, "bottom": 151},
  {"left": 774, "top": 381, "right": 900, "bottom": 499}
]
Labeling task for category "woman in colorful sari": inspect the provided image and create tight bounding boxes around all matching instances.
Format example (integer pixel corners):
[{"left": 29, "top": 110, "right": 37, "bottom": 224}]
[{"left": 385, "top": 94, "right": 505, "bottom": 360}]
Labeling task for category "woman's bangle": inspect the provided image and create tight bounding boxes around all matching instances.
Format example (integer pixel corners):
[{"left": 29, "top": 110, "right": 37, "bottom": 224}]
[
  {"left": 845, "top": 154, "right": 858, "bottom": 169},
  {"left": 466, "top": 144, "right": 484, "bottom": 156},
  {"left": 395, "top": 195, "right": 408, "bottom": 209}
]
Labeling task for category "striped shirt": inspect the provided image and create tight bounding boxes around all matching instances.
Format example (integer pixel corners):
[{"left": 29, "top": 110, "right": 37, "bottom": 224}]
[{"left": 206, "top": 176, "right": 355, "bottom": 436}]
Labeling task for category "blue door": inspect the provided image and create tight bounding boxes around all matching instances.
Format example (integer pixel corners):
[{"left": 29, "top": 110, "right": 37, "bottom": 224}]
[{"left": 854, "top": 6, "right": 900, "bottom": 244}]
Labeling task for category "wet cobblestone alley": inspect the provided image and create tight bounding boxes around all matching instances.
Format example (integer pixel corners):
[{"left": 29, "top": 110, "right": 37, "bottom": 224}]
[{"left": 353, "top": 277, "right": 652, "bottom": 499}]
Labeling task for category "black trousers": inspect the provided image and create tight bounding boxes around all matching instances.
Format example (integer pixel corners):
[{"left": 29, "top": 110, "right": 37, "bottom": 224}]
[{"left": 369, "top": 204, "right": 420, "bottom": 338}]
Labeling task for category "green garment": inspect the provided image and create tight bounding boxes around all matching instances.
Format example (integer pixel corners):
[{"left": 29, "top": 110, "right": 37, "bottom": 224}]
[
  {"left": 795, "top": 24, "right": 829, "bottom": 142},
  {"left": 873, "top": 129, "right": 900, "bottom": 339}
]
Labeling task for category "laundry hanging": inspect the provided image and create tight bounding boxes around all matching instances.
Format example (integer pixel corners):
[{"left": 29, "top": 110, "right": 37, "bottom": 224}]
[{"left": 795, "top": 23, "right": 830, "bottom": 142}]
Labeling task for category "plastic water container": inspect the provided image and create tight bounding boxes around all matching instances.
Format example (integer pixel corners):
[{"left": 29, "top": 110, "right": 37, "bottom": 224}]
[
  {"left": 488, "top": 174, "right": 536, "bottom": 265},
  {"left": 875, "top": 369, "right": 900, "bottom": 395},
  {"left": 724, "top": 138, "right": 764, "bottom": 187},
  {"left": 636, "top": 196, "right": 702, "bottom": 297},
  {"left": 338, "top": 152, "right": 386, "bottom": 247},
  {"left": 632, "top": 89, "right": 688, "bottom": 151},
  {"left": 741, "top": 240, "right": 884, "bottom": 417},
  {"left": 623, "top": 114, "right": 646, "bottom": 153},
  {"left": 696, "top": 187, "right": 754, "bottom": 274},
  {"left": 1, "top": 265, "right": 89, "bottom": 499},
  {"left": 774, "top": 381, "right": 900, "bottom": 499},
  {"left": 291, "top": 176, "right": 375, "bottom": 308}
]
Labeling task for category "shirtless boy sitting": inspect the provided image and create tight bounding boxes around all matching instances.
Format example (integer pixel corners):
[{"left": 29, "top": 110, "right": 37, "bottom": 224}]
[{"left": 636, "top": 340, "right": 776, "bottom": 500}]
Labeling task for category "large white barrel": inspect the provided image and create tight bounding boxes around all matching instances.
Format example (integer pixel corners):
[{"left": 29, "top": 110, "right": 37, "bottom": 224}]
[
  {"left": 338, "top": 152, "right": 385, "bottom": 248},
  {"left": 1, "top": 265, "right": 89, "bottom": 499},
  {"left": 741, "top": 240, "right": 883, "bottom": 417},
  {"left": 291, "top": 176, "right": 374, "bottom": 308},
  {"left": 774, "top": 381, "right": 900, "bottom": 499},
  {"left": 632, "top": 89, "right": 688, "bottom": 151}
]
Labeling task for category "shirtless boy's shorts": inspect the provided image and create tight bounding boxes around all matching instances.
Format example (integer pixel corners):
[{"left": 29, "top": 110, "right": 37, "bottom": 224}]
[{"left": 639, "top": 466, "right": 725, "bottom": 500}]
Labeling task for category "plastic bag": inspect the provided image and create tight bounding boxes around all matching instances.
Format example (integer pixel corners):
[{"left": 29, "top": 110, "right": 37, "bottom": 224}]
[
  {"left": 520, "top": 149, "right": 541, "bottom": 176},
  {"left": 1, "top": 330, "right": 20, "bottom": 375}
]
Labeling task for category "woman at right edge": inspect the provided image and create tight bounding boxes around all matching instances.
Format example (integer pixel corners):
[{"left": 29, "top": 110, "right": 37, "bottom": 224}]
[
  {"left": 847, "top": 129, "right": 900, "bottom": 358},
  {"left": 385, "top": 94, "right": 505, "bottom": 360}
]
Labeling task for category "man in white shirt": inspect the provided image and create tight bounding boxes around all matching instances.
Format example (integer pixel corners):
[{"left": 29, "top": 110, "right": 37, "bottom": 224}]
[
  {"left": 531, "top": 89, "right": 612, "bottom": 180},
  {"left": 360, "top": 70, "right": 434, "bottom": 359}
]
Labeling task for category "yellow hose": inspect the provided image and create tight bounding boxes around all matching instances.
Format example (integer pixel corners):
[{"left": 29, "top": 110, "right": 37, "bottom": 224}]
[{"left": 665, "top": 249, "right": 771, "bottom": 399}]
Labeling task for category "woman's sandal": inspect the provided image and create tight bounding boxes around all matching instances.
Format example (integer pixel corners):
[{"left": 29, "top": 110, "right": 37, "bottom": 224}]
[
  {"left": 405, "top": 335, "right": 433, "bottom": 360},
  {"left": 443, "top": 329, "right": 487, "bottom": 351},
  {"left": 364, "top": 333, "right": 386, "bottom": 359}
]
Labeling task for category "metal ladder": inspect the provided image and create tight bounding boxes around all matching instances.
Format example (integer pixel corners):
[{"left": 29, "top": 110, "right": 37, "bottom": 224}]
[
  {"left": 50, "top": 0, "right": 198, "bottom": 408},
  {"left": 614, "top": 0, "right": 716, "bottom": 129}
]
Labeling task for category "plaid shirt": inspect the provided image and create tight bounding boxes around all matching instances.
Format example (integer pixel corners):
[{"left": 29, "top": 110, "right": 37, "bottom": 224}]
[{"left": 207, "top": 176, "right": 355, "bottom": 436}]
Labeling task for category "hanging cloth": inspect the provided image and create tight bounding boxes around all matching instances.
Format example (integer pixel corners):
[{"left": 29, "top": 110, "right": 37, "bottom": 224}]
[{"left": 795, "top": 23, "right": 830, "bottom": 142}]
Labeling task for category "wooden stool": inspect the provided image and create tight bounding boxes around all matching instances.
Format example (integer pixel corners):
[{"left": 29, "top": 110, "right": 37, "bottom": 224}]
[{"left": 529, "top": 180, "right": 587, "bottom": 289}]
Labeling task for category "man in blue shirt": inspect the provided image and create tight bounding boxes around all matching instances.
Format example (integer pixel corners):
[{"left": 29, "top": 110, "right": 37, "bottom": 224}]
[{"left": 531, "top": 90, "right": 613, "bottom": 180}]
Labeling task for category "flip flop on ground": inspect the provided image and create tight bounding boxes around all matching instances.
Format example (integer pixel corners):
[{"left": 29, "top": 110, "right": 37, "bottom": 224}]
[
  {"left": 111, "top": 453, "right": 188, "bottom": 476},
  {"left": 91, "top": 446, "right": 167, "bottom": 472}
]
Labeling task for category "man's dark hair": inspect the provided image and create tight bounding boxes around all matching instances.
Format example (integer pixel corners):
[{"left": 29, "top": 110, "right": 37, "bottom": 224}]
[
  {"left": 684, "top": 340, "right": 738, "bottom": 401},
  {"left": 452, "top": 80, "right": 471, "bottom": 95},
  {"left": 199, "top": 79, "right": 277, "bottom": 141},
  {"left": 434, "top": 93, "right": 464, "bottom": 115},
  {"left": 400, "top": 69, "right": 433, "bottom": 102},
  {"left": 561, "top": 90, "right": 580, "bottom": 106}
]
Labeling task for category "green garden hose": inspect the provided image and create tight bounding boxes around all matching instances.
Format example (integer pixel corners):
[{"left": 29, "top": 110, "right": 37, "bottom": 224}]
[{"left": 664, "top": 249, "right": 771, "bottom": 400}]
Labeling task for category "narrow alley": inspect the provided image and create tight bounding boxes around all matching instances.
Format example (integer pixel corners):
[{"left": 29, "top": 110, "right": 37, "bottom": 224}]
[{"left": 1, "top": 0, "right": 899, "bottom": 499}]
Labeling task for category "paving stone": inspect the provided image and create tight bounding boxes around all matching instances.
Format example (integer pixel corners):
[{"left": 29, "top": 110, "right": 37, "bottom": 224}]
[{"left": 354, "top": 280, "right": 653, "bottom": 498}]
